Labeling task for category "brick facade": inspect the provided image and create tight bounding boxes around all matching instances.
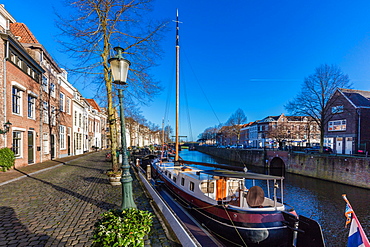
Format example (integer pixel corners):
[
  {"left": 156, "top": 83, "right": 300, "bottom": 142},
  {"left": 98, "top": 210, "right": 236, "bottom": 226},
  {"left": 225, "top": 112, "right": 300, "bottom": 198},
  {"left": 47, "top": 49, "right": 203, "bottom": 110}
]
[
  {"left": 325, "top": 88, "right": 370, "bottom": 154},
  {"left": 0, "top": 6, "right": 108, "bottom": 168}
]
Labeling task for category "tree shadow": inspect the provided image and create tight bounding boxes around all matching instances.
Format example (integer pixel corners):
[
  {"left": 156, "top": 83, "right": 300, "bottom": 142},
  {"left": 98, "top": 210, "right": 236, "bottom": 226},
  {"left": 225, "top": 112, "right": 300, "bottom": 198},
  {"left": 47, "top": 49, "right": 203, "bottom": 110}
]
[
  {"left": 84, "top": 176, "right": 109, "bottom": 184},
  {"left": 0, "top": 206, "right": 64, "bottom": 246},
  {"left": 62, "top": 162, "right": 106, "bottom": 173},
  {"left": 14, "top": 169, "right": 117, "bottom": 211}
]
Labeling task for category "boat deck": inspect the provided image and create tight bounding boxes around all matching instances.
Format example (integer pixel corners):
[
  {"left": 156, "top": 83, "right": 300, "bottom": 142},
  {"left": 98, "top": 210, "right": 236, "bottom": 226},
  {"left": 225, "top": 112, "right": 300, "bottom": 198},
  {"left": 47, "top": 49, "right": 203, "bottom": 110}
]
[{"left": 153, "top": 180, "right": 226, "bottom": 247}]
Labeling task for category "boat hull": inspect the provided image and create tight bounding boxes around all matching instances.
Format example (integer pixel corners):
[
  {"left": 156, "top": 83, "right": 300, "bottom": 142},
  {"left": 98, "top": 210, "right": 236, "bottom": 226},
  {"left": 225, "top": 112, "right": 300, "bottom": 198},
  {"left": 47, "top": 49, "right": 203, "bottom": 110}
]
[{"left": 155, "top": 171, "right": 293, "bottom": 246}]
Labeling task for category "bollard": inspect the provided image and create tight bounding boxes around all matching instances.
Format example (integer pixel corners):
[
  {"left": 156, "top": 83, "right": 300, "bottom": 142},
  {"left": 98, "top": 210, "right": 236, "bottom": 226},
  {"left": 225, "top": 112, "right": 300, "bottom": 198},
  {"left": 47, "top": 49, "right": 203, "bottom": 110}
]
[
  {"left": 136, "top": 158, "right": 140, "bottom": 167},
  {"left": 146, "top": 165, "right": 151, "bottom": 180}
]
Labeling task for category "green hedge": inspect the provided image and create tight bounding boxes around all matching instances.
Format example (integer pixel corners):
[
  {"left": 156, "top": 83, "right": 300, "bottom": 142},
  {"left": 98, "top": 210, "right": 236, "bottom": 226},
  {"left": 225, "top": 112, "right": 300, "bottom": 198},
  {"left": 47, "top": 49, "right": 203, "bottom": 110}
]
[{"left": 0, "top": 147, "right": 15, "bottom": 172}]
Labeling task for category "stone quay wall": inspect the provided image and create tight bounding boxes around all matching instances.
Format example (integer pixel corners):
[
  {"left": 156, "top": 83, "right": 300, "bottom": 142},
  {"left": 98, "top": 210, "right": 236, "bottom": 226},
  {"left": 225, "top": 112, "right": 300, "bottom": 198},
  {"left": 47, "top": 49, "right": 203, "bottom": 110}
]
[
  {"left": 288, "top": 153, "right": 370, "bottom": 189},
  {"left": 196, "top": 146, "right": 265, "bottom": 167},
  {"left": 196, "top": 146, "right": 370, "bottom": 189}
]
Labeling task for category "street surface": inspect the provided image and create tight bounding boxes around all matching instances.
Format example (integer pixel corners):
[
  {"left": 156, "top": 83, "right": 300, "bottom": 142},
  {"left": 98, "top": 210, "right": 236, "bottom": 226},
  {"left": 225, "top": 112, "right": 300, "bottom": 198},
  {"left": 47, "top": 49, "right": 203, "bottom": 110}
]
[{"left": 0, "top": 151, "right": 178, "bottom": 246}]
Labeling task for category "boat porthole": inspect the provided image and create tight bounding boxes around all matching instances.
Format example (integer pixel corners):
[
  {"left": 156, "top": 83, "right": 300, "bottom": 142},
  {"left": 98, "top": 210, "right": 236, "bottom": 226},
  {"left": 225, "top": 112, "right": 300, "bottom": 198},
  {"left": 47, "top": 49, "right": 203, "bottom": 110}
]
[{"left": 233, "top": 214, "right": 237, "bottom": 218}]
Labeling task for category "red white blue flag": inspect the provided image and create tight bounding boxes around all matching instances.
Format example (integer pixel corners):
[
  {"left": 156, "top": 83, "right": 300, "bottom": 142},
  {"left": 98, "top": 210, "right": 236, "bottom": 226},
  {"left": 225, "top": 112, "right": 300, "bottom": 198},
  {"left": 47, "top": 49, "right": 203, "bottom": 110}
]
[{"left": 343, "top": 194, "right": 370, "bottom": 247}]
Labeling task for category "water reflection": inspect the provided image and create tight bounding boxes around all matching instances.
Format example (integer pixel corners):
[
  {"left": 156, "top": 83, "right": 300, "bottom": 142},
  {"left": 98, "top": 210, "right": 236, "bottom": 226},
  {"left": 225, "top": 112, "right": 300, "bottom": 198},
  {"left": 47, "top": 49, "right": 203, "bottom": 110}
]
[{"left": 180, "top": 150, "right": 370, "bottom": 247}]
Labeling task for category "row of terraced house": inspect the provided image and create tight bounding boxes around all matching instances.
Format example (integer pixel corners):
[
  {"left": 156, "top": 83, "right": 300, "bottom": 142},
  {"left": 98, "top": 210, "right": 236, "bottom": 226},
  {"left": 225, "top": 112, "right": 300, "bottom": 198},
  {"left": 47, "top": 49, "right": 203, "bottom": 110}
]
[
  {"left": 0, "top": 5, "right": 112, "bottom": 168},
  {"left": 217, "top": 88, "right": 370, "bottom": 155}
]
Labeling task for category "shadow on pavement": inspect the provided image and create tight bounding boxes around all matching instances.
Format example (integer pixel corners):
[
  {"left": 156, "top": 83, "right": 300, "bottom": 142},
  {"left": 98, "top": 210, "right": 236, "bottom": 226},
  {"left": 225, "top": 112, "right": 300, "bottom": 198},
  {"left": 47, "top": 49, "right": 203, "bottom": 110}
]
[
  {"left": 0, "top": 206, "right": 65, "bottom": 246},
  {"left": 62, "top": 162, "right": 106, "bottom": 173},
  {"left": 84, "top": 176, "right": 109, "bottom": 184},
  {"left": 14, "top": 169, "right": 117, "bottom": 211}
]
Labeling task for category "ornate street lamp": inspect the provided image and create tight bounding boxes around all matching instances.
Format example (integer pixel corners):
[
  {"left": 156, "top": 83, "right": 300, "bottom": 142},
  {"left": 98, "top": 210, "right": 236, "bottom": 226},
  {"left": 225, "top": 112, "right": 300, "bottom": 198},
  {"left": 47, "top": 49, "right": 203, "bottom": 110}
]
[
  {"left": 0, "top": 120, "right": 12, "bottom": 134},
  {"left": 109, "top": 47, "right": 136, "bottom": 209}
]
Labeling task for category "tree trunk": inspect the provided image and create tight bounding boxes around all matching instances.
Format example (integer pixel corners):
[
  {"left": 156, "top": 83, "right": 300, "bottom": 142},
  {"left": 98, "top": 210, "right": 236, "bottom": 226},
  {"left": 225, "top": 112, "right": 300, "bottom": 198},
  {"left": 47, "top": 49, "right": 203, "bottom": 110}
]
[{"left": 102, "top": 17, "right": 119, "bottom": 172}]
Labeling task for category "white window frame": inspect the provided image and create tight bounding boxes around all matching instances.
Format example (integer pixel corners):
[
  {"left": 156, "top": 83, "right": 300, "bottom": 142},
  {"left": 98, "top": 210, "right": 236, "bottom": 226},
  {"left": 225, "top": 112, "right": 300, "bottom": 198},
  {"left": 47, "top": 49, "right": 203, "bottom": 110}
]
[
  {"left": 50, "top": 83, "right": 56, "bottom": 98},
  {"left": 332, "top": 105, "right": 344, "bottom": 114},
  {"left": 74, "top": 111, "right": 77, "bottom": 126},
  {"left": 12, "top": 86, "right": 22, "bottom": 115},
  {"left": 328, "top": 119, "right": 346, "bottom": 131},
  {"left": 12, "top": 131, "right": 22, "bottom": 158},
  {"left": 43, "top": 101, "right": 49, "bottom": 124},
  {"left": 60, "top": 93, "right": 65, "bottom": 112},
  {"left": 27, "top": 94, "right": 36, "bottom": 119},
  {"left": 42, "top": 75, "right": 48, "bottom": 92},
  {"left": 66, "top": 97, "right": 71, "bottom": 114},
  {"left": 51, "top": 106, "right": 56, "bottom": 126},
  {"left": 43, "top": 133, "right": 49, "bottom": 154},
  {"left": 60, "top": 125, "right": 66, "bottom": 150}
]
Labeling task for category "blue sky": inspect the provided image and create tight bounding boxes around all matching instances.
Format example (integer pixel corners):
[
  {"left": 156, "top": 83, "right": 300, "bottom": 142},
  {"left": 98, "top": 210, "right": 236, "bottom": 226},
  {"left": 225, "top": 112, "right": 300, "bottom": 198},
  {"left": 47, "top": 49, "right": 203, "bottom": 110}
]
[{"left": 4, "top": 0, "right": 370, "bottom": 141}]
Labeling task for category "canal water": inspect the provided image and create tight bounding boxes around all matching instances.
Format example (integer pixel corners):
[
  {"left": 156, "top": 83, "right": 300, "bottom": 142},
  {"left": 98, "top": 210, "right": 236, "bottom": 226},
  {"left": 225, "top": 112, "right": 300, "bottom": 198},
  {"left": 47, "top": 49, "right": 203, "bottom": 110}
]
[{"left": 179, "top": 149, "right": 370, "bottom": 247}]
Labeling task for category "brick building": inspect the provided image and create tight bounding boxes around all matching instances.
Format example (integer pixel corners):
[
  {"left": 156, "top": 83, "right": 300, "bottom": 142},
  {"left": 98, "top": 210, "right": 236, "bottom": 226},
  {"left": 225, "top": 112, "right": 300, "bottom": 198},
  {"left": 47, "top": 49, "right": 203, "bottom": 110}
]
[
  {"left": 324, "top": 88, "right": 370, "bottom": 154},
  {"left": 0, "top": 6, "right": 108, "bottom": 168},
  {"left": 0, "top": 7, "right": 44, "bottom": 167}
]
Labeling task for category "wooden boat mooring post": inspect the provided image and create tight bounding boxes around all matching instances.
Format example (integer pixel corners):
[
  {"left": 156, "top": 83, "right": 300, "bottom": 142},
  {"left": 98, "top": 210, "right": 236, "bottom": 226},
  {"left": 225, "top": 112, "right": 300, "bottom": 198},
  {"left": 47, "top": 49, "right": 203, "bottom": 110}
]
[{"left": 147, "top": 165, "right": 151, "bottom": 180}]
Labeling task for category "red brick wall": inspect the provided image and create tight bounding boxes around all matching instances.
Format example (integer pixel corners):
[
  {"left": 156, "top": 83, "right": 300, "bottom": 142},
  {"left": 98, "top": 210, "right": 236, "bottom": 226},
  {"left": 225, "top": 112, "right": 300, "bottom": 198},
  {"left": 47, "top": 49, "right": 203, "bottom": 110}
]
[{"left": 6, "top": 61, "right": 41, "bottom": 168}]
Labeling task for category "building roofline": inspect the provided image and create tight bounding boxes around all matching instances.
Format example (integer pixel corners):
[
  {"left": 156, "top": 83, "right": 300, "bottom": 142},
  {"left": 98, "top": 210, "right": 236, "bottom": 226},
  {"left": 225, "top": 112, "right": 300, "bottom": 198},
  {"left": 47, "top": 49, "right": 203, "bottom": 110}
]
[{"left": 0, "top": 5, "right": 16, "bottom": 24}]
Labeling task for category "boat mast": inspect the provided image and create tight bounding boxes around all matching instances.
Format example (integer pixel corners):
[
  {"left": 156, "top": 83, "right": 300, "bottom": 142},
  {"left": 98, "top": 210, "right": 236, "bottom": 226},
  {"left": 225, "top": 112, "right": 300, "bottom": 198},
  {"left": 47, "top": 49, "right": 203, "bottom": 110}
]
[
  {"left": 175, "top": 9, "right": 180, "bottom": 161},
  {"left": 160, "top": 118, "right": 165, "bottom": 162}
]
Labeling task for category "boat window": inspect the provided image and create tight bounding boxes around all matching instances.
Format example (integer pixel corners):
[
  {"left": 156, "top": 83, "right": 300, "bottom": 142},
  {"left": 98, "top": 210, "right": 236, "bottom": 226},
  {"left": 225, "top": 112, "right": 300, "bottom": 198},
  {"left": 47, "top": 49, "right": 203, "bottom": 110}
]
[
  {"left": 229, "top": 180, "right": 240, "bottom": 191},
  {"left": 173, "top": 176, "right": 177, "bottom": 183},
  {"left": 168, "top": 173, "right": 171, "bottom": 179},
  {"left": 181, "top": 177, "right": 185, "bottom": 186},
  {"left": 189, "top": 181, "right": 194, "bottom": 191},
  {"left": 165, "top": 171, "right": 167, "bottom": 176},
  {"left": 201, "top": 181, "right": 214, "bottom": 193}
]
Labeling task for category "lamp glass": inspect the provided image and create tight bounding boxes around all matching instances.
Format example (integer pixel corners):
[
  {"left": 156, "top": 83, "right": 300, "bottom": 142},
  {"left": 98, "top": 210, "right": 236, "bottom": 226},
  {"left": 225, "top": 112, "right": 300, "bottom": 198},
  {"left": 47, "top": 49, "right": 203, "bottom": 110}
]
[
  {"left": 5, "top": 120, "right": 11, "bottom": 127},
  {"left": 110, "top": 58, "right": 130, "bottom": 84}
]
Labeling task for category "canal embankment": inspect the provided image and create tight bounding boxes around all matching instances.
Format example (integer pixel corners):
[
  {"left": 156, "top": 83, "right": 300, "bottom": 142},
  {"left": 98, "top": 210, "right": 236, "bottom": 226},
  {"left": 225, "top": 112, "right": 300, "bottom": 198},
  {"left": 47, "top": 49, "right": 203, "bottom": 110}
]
[{"left": 196, "top": 146, "right": 370, "bottom": 189}]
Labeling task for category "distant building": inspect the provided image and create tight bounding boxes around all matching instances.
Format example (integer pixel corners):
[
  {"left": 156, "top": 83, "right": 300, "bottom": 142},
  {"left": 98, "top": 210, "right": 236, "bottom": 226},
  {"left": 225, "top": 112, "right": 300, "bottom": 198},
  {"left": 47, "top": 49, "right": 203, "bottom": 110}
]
[
  {"left": 260, "top": 114, "right": 319, "bottom": 149},
  {"left": 218, "top": 114, "right": 320, "bottom": 149}
]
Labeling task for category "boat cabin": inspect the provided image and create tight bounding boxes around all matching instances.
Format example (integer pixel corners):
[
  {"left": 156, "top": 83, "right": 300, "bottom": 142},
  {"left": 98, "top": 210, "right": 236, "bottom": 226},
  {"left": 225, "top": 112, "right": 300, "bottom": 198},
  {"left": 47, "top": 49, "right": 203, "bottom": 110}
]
[{"left": 156, "top": 162, "right": 286, "bottom": 211}]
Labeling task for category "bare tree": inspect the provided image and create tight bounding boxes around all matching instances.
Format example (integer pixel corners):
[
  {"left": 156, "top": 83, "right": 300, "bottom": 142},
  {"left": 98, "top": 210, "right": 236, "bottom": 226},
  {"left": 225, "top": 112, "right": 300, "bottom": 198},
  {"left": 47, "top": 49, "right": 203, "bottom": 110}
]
[
  {"left": 163, "top": 125, "right": 173, "bottom": 144},
  {"left": 56, "top": 0, "right": 167, "bottom": 171},
  {"left": 226, "top": 108, "right": 247, "bottom": 144},
  {"left": 266, "top": 123, "right": 291, "bottom": 148},
  {"left": 147, "top": 121, "right": 160, "bottom": 145},
  {"left": 198, "top": 126, "right": 219, "bottom": 145},
  {"left": 285, "top": 64, "right": 352, "bottom": 150}
]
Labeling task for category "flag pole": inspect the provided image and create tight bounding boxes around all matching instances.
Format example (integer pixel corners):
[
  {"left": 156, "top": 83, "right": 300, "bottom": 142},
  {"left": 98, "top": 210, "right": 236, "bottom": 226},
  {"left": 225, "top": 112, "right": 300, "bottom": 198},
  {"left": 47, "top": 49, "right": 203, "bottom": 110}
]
[{"left": 342, "top": 194, "right": 370, "bottom": 246}]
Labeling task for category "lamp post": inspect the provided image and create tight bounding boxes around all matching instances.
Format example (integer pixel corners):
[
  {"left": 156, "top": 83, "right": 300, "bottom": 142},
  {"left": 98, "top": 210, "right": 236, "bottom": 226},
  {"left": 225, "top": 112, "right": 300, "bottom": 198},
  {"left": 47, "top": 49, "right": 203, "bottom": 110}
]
[
  {"left": 0, "top": 120, "right": 12, "bottom": 134},
  {"left": 109, "top": 46, "right": 136, "bottom": 210}
]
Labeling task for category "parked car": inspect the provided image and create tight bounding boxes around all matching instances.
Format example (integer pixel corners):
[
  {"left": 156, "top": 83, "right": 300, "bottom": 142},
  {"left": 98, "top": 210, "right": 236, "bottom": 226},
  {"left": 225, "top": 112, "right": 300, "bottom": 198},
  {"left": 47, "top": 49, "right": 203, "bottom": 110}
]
[
  {"left": 228, "top": 144, "right": 244, "bottom": 149},
  {"left": 236, "top": 144, "right": 244, "bottom": 149},
  {"left": 304, "top": 146, "right": 333, "bottom": 153}
]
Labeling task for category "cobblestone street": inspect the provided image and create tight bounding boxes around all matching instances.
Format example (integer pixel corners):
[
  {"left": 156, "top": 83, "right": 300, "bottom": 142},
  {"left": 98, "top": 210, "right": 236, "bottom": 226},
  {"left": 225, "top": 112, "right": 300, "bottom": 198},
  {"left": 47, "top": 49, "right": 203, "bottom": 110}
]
[{"left": 0, "top": 152, "right": 178, "bottom": 246}]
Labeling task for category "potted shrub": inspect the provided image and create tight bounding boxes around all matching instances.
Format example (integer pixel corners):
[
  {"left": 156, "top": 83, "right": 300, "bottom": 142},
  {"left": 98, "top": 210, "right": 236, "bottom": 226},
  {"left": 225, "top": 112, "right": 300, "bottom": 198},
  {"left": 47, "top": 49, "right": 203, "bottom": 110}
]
[
  {"left": 106, "top": 169, "right": 122, "bottom": 186},
  {"left": 92, "top": 208, "right": 153, "bottom": 247}
]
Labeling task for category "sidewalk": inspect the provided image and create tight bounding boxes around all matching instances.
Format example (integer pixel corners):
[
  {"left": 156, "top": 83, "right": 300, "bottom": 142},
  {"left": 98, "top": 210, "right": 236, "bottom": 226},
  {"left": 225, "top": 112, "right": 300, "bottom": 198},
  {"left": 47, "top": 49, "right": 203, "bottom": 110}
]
[
  {"left": 0, "top": 153, "right": 91, "bottom": 186},
  {"left": 0, "top": 151, "right": 179, "bottom": 246}
]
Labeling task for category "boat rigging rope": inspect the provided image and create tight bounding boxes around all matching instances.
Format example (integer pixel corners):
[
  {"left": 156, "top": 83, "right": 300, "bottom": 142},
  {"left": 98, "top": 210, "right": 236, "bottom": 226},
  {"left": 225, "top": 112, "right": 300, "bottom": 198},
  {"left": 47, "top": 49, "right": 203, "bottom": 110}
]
[
  {"left": 182, "top": 74, "right": 194, "bottom": 141},
  {"left": 184, "top": 51, "right": 222, "bottom": 125},
  {"left": 222, "top": 205, "right": 248, "bottom": 247},
  {"left": 236, "top": 150, "right": 248, "bottom": 171}
]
